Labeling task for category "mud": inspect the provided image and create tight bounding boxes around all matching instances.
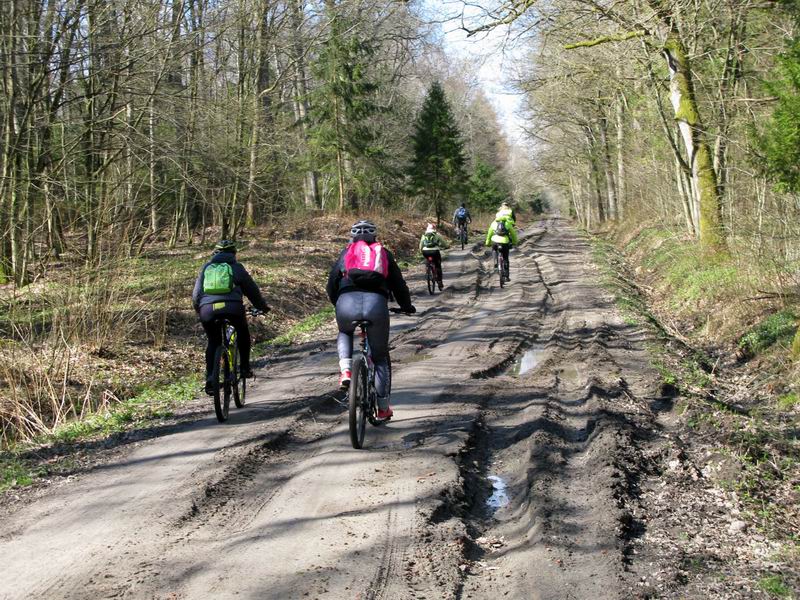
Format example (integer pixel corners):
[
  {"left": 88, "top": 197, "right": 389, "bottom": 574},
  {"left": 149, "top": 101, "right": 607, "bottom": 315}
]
[{"left": 0, "top": 218, "right": 669, "bottom": 600}]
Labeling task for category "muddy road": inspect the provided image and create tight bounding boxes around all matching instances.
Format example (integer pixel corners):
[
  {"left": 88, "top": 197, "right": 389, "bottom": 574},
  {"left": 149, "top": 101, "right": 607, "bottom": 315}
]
[{"left": 1, "top": 218, "right": 665, "bottom": 599}]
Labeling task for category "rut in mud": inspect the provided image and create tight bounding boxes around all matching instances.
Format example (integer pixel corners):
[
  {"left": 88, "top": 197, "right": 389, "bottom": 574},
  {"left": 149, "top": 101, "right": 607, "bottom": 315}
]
[{"left": 0, "top": 218, "right": 666, "bottom": 600}]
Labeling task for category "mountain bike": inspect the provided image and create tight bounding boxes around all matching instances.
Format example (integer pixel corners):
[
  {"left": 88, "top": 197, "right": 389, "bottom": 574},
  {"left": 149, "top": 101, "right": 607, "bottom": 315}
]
[
  {"left": 211, "top": 307, "right": 265, "bottom": 423},
  {"left": 424, "top": 255, "right": 437, "bottom": 295},
  {"left": 494, "top": 245, "right": 510, "bottom": 288},
  {"left": 456, "top": 222, "right": 468, "bottom": 249},
  {"left": 348, "top": 308, "right": 412, "bottom": 449}
]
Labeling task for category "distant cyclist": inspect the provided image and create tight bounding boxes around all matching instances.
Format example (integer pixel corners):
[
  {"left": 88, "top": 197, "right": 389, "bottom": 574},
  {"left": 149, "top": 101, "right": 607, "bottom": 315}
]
[
  {"left": 192, "top": 240, "right": 271, "bottom": 395},
  {"left": 496, "top": 200, "right": 516, "bottom": 224},
  {"left": 485, "top": 216, "right": 519, "bottom": 280},
  {"left": 452, "top": 203, "right": 472, "bottom": 229},
  {"left": 327, "top": 220, "right": 415, "bottom": 421},
  {"left": 419, "top": 223, "right": 448, "bottom": 290}
]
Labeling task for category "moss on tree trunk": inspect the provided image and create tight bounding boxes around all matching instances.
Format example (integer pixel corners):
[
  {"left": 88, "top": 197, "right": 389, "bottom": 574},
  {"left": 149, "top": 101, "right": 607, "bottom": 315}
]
[{"left": 663, "top": 33, "right": 726, "bottom": 252}]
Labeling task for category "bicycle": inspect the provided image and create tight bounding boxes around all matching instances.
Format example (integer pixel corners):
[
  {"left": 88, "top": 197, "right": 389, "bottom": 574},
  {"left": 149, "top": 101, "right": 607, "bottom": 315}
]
[
  {"left": 211, "top": 307, "right": 264, "bottom": 423},
  {"left": 424, "top": 255, "right": 437, "bottom": 295},
  {"left": 456, "top": 222, "right": 468, "bottom": 249},
  {"left": 494, "top": 245, "right": 510, "bottom": 288},
  {"left": 348, "top": 307, "right": 411, "bottom": 449}
]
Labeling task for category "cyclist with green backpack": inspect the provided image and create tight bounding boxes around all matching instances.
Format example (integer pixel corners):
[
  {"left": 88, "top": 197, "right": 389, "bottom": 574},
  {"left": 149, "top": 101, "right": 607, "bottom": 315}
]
[
  {"left": 485, "top": 216, "right": 519, "bottom": 280},
  {"left": 419, "top": 223, "right": 449, "bottom": 290},
  {"left": 192, "top": 240, "right": 271, "bottom": 395}
]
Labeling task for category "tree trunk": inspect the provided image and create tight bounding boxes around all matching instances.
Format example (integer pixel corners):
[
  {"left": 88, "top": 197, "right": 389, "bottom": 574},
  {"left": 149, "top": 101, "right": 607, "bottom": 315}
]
[
  {"left": 663, "top": 32, "right": 725, "bottom": 251},
  {"left": 599, "top": 113, "right": 617, "bottom": 220},
  {"left": 289, "top": 0, "right": 320, "bottom": 209}
]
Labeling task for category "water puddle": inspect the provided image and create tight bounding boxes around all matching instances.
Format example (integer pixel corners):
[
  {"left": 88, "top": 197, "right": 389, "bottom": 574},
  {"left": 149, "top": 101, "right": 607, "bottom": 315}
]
[
  {"left": 558, "top": 365, "right": 582, "bottom": 386},
  {"left": 512, "top": 346, "right": 545, "bottom": 376},
  {"left": 486, "top": 475, "right": 510, "bottom": 510}
]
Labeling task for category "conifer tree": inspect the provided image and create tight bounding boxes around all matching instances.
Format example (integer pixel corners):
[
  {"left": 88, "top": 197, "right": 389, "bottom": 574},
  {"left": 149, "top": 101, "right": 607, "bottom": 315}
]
[
  {"left": 408, "top": 81, "right": 467, "bottom": 223},
  {"left": 468, "top": 159, "right": 510, "bottom": 211},
  {"left": 308, "top": 8, "right": 383, "bottom": 210},
  {"left": 759, "top": 1, "right": 800, "bottom": 193}
]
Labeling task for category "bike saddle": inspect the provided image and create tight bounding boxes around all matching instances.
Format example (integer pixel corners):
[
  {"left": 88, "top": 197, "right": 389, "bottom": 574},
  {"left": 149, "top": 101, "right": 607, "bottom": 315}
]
[{"left": 352, "top": 320, "right": 372, "bottom": 327}]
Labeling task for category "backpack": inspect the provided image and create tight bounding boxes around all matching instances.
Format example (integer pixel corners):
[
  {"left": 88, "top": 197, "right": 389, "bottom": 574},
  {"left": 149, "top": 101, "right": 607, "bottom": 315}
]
[
  {"left": 495, "top": 219, "right": 509, "bottom": 236},
  {"left": 343, "top": 240, "right": 389, "bottom": 287},
  {"left": 455, "top": 207, "right": 467, "bottom": 220},
  {"left": 203, "top": 262, "right": 234, "bottom": 295},
  {"left": 422, "top": 233, "right": 438, "bottom": 249}
]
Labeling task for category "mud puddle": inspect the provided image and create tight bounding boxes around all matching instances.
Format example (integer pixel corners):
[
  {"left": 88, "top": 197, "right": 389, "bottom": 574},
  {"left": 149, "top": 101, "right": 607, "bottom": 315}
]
[
  {"left": 511, "top": 345, "right": 546, "bottom": 376},
  {"left": 486, "top": 475, "right": 510, "bottom": 511}
]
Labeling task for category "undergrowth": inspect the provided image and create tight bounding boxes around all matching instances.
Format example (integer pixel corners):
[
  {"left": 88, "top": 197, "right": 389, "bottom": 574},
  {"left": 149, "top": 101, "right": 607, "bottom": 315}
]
[
  {"left": 590, "top": 228, "right": 800, "bottom": 544},
  {"left": 0, "top": 374, "right": 200, "bottom": 493}
]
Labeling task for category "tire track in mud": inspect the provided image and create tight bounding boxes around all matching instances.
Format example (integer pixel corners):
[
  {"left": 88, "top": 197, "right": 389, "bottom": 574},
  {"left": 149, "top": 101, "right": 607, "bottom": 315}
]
[
  {"left": 1, "top": 218, "right": 663, "bottom": 600},
  {"left": 415, "top": 218, "right": 664, "bottom": 600}
]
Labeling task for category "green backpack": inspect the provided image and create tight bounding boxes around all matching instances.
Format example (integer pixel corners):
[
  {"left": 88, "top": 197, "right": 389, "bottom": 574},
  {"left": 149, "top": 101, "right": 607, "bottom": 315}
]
[{"left": 203, "top": 263, "right": 234, "bottom": 295}]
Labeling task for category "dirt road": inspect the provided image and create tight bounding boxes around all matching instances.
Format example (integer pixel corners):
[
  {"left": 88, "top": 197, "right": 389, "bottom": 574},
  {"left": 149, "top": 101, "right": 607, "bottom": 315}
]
[{"left": 1, "top": 218, "right": 664, "bottom": 599}]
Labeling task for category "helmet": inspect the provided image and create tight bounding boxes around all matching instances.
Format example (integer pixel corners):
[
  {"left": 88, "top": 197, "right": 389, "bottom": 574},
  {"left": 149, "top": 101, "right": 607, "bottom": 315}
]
[
  {"left": 460, "top": 202, "right": 466, "bottom": 208},
  {"left": 350, "top": 220, "right": 377, "bottom": 240},
  {"left": 500, "top": 201, "right": 509, "bottom": 208},
  {"left": 425, "top": 223, "right": 436, "bottom": 234},
  {"left": 214, "top": 239, "right": 237, "bottom": 253}
]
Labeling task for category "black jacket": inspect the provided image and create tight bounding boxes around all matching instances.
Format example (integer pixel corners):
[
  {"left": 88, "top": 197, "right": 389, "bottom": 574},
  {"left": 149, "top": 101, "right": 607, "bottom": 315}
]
[
  {"left": 192, "top": 252, "right": 269, "bottom": 312},
  {"left": 326, "top": 245, "right": 412, "bottom": 310}
]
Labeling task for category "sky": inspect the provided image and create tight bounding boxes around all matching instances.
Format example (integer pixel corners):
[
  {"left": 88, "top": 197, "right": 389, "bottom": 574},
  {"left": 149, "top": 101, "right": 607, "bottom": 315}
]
[{"left": 424, "top": 0, "right": 529, "bottom": 145}]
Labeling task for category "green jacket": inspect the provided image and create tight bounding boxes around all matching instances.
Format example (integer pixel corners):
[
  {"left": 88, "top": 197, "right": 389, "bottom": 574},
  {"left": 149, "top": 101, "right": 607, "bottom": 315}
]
[
  {"left": 485, "top": 218, "right": 518, "bottom": 246},
  {"left": 420, "top": 232, "right": 448, "bottom": 252}
]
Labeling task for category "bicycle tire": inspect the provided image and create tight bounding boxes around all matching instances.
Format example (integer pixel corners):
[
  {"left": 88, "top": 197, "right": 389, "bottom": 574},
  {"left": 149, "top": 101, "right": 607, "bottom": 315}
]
[
  {"left": 232, "top": 343, "right": 246, "bottom": 408},
  {"left": 460, "top": 227, "right": 466, "bottom": 250},
  {"left": 426, "top": 263, "right": 435, "bottom": 295},
  {"left": 498, "top": 254, "right": 506, "bottom": 288},
  {"left": 349, "top": 355, "right": 368, "bottom": 449},
  {"left": 213, "top": 346, "right": 230, "bottom": 422}
]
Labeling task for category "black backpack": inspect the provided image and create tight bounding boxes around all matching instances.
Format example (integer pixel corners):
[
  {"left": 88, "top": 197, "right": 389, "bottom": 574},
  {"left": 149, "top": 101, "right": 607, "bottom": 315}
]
[{"left": 495, "top": 220, "right": 509, "bottom": 236}]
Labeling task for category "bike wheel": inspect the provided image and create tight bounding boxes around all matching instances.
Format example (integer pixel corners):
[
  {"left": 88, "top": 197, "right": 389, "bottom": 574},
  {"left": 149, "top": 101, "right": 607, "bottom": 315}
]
[
  {"left": 232, "top": 343, "right": 246, "bottom": 408},
  {"left": 349, "top": 355, "right": 368, "bottom": 449},
  {"left": 460, "top": 229, "right": 466, "bottom": 250},
  {"left": 426, "top": 264, "right": 435, "bottom": 295},
  {"left": 213, "top": 346, "right": 230, "bottom": 422},
  {"left": 498, "top": 255, "right": 506, "bottom": 288}
]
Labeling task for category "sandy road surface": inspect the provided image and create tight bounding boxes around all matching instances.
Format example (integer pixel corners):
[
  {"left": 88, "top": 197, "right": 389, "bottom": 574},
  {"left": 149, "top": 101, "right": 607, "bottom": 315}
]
[{"left": 1, "top": 218, "right": 663, "bottom": 599}]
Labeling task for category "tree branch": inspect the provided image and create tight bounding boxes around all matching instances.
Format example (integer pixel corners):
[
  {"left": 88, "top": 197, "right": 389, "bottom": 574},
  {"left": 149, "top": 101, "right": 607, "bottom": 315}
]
[{"left": 565, "top": 30, "right": 649, "bottom": 49}]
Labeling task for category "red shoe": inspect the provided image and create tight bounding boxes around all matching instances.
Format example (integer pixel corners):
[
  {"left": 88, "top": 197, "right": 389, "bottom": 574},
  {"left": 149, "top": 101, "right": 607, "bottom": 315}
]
[
  {"left": 376, "top": 406, "right": 393, "bottom": 420},
  {"left": 339, "top": 370, "right": 351, "bottom": 389}
]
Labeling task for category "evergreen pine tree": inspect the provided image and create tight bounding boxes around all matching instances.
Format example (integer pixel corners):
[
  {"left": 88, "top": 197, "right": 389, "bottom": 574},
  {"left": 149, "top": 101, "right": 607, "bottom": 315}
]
[
  {"left": 408, "top": 82, "right": 467, "bottom": 223},
  {"left": 308, "top": 9, "right": 383, "bottom": 210},
  {"left": 468, "top": 159, "right": 510, "bottom": 211},
  {"left": 759, "top": 51, "right": 800, "bottom": 191}
]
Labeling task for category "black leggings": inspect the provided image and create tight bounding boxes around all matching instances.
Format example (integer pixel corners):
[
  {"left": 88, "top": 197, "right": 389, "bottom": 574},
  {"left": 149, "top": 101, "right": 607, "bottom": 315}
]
[
  {"left": 199, "top": 303, "right": 251, "bottom": 380},
  {"left": 493, "top": 244, "right": 510, "bottom": 274},
  {"left": 422, "top": 249, "right": 443, "bottom": 283}
]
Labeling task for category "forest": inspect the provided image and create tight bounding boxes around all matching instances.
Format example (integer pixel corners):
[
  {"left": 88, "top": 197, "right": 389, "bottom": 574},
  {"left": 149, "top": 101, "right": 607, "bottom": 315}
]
[
  {"left": 2, "top": 2, "right": 799, "bottom": 596},
  {"left": 2, "top": 0, "right": 799, "bottom": 478}
]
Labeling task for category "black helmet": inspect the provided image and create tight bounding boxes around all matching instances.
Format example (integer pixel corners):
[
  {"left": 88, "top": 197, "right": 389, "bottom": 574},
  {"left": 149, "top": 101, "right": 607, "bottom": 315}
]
[
  {"left": 350, "top": 220, "right": 377, "bottom": 240},
  {"left": 214, "top": 239, "right": 237, "bottom": 254},
  {"left": 460, "top": 202, "right": 466, "bottom": 208}
]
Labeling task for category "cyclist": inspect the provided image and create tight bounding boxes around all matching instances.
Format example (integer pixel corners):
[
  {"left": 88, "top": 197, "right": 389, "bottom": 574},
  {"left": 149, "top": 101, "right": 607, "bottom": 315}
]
[
  {"left": 327, "top": 220, "right": 415, "bottom": 421},
  {"left": 485, "top": 216, "right": 519, "bottom": 280},
  {"left": 419, "top": 223, "right": 448, "bottom": 290},
  {"left": 452, "top": 203, "right": 471, "bottom": 234},
  {"left": 496, "top": 200, "right": 516, "bottom": 224},
  {"left": 192, "top": 240, "right": 271, "bottom": 395}
]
